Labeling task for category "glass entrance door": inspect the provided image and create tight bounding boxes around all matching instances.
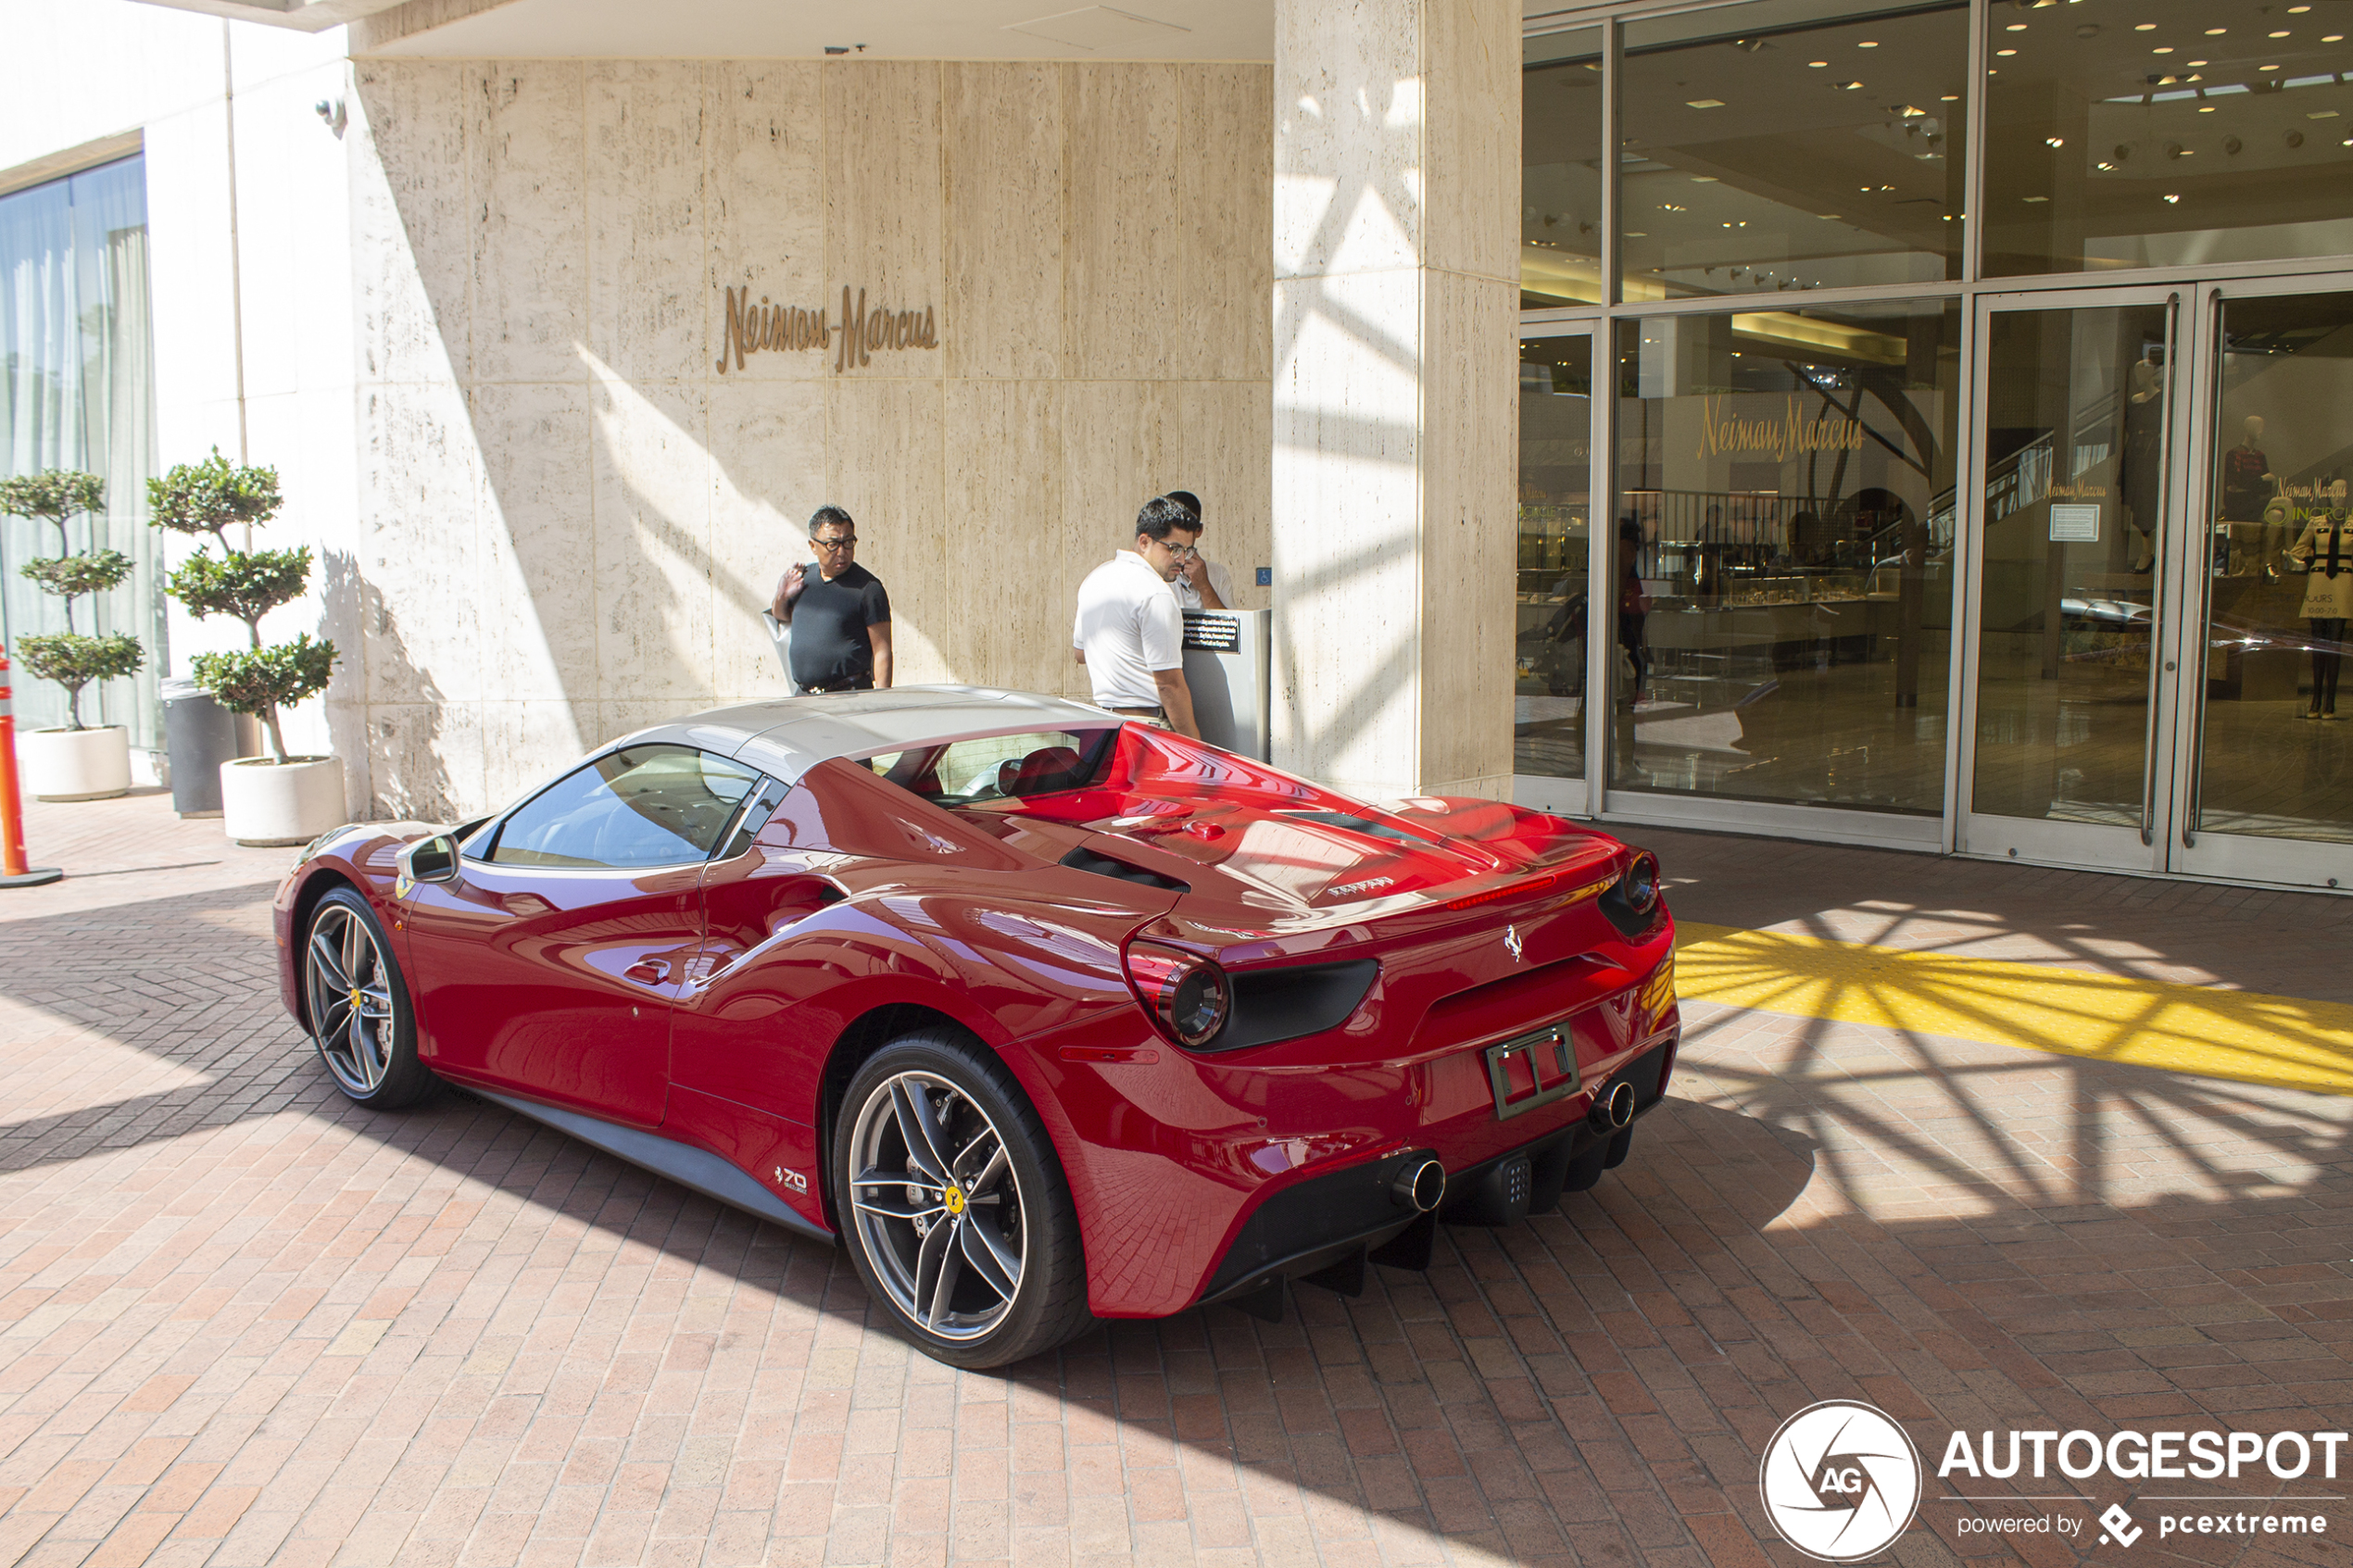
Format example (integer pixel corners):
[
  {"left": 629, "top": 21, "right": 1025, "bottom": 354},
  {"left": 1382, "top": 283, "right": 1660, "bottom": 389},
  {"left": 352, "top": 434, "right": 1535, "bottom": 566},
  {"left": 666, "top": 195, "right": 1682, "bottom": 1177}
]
[
  {"left": 2172, "top": 282, "right": 2353, "bottom": 888},
  {"left": 1960, "top": 290, "right": 2182, "bottom": 871},
  {"left": 1960, "top": 276, "right": 2353, "bottom": 888}
]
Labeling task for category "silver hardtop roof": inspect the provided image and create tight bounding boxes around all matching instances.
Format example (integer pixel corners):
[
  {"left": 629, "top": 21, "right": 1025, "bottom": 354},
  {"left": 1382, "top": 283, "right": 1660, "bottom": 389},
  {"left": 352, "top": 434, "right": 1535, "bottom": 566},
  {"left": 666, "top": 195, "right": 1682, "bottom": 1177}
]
[{"left": 624, "top": 685, "right": 1122, "bottom": 784}]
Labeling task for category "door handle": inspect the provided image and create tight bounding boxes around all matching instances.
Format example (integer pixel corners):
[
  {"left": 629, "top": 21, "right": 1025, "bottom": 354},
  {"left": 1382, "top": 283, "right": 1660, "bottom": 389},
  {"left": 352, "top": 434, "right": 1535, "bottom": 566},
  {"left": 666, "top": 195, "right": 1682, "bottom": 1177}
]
[
  {"left": 2142, "top": 290, "right": 2183, "bottom": 850},
  {"left": 624, "top": 958, "right": 673, "bottom": 986}
]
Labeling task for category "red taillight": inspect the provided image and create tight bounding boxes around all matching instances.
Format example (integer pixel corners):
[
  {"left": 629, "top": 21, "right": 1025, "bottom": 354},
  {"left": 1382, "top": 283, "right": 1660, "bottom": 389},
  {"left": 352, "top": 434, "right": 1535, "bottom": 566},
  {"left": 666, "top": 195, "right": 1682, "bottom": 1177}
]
[
  {"left": 1443, "top": 872, "right": 1561, "bottom": 911},
  {"left": 1122, "top": 940, "right": 1231, "bottom": 1048}
]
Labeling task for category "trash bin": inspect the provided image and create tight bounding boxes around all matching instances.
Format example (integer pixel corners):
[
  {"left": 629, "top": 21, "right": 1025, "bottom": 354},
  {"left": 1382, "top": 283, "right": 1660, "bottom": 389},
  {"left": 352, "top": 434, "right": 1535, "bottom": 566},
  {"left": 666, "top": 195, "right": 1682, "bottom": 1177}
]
[{"left": 161, "top": 679, "right": 236, "bottom": 818}]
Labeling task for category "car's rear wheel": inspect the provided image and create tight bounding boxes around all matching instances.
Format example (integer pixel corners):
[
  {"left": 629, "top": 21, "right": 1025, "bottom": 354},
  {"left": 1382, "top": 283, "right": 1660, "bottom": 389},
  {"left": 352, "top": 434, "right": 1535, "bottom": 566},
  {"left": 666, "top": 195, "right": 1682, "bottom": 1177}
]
[
  {"left": 835, "top": 1032, "right": 1092, "bottom": 1368},
  {"left": 303, "top": 887, "right": 435, "bottom": 1110}
]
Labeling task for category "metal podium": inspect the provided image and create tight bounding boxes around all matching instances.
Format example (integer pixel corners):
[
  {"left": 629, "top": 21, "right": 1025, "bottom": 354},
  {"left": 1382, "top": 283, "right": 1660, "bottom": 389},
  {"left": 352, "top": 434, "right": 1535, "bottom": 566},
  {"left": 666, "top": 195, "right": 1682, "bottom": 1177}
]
[{"left": 1180, "top": 608, "right": 1271, "bottom": 759}]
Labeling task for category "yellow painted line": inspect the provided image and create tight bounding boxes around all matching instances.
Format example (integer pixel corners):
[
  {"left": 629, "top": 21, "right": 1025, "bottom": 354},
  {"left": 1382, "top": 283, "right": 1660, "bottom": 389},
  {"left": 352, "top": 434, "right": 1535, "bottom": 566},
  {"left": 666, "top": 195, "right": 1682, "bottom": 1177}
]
[{"left": 1671, "top": 921, "right": 2353, "bottom": 1096}]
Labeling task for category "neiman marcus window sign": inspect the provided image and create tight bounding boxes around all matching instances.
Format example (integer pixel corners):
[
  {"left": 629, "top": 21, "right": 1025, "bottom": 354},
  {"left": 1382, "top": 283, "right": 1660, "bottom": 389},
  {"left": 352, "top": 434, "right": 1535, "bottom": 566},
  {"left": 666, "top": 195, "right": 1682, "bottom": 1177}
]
[
  {"left": 1692, "top": 395, "right": 1867, "bottom": 461},
  {"left": 718, "top": 284, "right": 937, "bottom": 374}
]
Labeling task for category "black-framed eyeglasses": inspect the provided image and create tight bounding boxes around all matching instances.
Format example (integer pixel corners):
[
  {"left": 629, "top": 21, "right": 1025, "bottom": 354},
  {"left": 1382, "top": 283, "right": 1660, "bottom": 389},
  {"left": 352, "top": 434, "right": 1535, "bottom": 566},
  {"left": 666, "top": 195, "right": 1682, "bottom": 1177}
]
[{"left": 811, "top": 536, "right": 857, "bottom": 553}]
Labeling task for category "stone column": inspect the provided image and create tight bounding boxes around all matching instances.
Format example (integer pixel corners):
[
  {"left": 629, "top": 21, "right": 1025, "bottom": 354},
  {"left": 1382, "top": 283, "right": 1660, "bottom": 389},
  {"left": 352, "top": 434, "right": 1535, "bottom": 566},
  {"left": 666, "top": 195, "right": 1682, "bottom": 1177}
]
[{"left": 1270, "top": 0, "right": 1519, "bottom": 802}]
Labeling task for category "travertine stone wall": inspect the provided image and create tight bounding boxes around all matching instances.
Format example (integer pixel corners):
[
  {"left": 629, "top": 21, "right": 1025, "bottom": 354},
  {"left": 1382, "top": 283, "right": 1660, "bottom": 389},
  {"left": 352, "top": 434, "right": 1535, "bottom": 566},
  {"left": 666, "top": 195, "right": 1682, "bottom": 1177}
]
[
  {"left": 346, "top": 58, "right": 1272, "bottom": 820},
  {"left": 1270, "top": 0, "right": 1517, "bottom": 803}
]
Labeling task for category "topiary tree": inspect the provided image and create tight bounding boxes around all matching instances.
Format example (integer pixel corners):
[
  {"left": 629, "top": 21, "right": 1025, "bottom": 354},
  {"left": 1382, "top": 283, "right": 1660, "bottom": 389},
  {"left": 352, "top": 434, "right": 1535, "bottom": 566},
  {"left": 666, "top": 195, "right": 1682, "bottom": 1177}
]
[
  {"left": 149, "top": 449, "right": 338, "bottom": 765},
  {"left": 1, "top": 469, "right": 144, "bottom": 730}
]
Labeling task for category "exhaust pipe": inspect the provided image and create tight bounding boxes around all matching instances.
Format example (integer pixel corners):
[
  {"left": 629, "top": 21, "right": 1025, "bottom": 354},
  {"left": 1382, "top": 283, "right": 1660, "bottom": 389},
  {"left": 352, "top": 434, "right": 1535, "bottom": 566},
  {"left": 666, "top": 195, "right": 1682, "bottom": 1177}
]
[
  {"left": 1589, "top": 1081, "right": 1636, "bottom": 1133},
  {"left": 1391, "top": 1157, "right": 1445, "bottom": 1212}
]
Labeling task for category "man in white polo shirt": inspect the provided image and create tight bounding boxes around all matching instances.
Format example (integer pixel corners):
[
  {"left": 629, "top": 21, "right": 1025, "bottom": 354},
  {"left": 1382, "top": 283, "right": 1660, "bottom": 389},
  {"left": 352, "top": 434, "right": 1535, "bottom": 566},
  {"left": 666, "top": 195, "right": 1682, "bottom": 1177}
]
[{"left": 1073, "top": 495, "right": 1202, "bottom": 737}]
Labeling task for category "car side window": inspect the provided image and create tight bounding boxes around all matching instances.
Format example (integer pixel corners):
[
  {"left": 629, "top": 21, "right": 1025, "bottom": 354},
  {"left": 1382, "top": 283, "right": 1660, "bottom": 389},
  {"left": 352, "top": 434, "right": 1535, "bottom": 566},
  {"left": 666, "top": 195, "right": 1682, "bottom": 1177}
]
[
  {"left": 717, "top": 776, "right": 792, "bottom": 861},
  {"left": 490, "top": 746, "right": 761, "bottom": 870}
]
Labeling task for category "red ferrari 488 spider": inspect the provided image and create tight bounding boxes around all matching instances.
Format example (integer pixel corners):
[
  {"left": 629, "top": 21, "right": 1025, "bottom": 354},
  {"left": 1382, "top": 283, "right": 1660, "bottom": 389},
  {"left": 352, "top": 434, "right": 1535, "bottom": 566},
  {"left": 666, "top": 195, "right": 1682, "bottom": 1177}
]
[{"left": 275, "top": 688, "right": 1677, "bottom": 1366}]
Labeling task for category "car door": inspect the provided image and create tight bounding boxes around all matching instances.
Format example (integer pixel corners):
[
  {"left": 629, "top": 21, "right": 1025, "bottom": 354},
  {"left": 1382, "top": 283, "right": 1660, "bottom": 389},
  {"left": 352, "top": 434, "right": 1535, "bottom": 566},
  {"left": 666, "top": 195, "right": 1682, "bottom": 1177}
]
[
  {"left": 402, "top": 743, "right": 762, "bottom": 1127},
  {"left": 661, "top": 777, "right": 849, "bottom": 1207}
]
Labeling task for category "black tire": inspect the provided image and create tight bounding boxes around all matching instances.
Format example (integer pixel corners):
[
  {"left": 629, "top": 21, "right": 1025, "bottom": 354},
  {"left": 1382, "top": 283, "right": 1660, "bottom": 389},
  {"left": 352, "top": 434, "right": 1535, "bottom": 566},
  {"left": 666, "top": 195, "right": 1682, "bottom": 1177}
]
[
  {"left": 834, "top": 1030, "right": 1094, "bottom": 1369},
  {"left": 302, "top": 886, "right": 436, "bottom": 1110}
]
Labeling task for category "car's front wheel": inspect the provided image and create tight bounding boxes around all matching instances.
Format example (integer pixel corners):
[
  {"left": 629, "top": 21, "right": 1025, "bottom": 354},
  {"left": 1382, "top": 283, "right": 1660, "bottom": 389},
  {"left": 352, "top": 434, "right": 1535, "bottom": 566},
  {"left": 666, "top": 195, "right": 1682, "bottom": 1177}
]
[
  {"left": 835, "top": 1032, "right": 1093, "bottom": 1368},
  {"left": 303, "top": 886, "right": 435, "bottom": 1110}
]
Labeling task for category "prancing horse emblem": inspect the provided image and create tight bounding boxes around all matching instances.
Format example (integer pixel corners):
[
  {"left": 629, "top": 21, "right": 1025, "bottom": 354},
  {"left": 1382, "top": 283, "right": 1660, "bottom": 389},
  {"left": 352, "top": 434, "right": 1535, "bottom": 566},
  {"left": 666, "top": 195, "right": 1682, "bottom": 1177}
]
[{"left": 1504, "top": 925, "right": 1525, "bottom": 963}]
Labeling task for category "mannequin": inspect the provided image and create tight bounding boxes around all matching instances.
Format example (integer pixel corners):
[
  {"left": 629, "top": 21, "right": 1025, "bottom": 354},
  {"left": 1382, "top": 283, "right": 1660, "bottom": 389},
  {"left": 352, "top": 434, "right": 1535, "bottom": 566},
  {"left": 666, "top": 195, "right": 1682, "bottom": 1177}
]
[
  {"left": 2221, "top": 414, "right": 2275, "bottom": 518},
  {"left": 2289, "top": 487, "right": 2353, "bottom": 719},
  {"left": 2120, "top": 358, "right": 2162, "bottom": 571}
]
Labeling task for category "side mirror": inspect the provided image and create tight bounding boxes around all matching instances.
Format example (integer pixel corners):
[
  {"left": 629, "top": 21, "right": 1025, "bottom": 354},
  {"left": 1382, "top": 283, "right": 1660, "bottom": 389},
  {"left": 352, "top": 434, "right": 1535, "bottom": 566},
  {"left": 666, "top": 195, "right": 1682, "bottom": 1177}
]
[{"left": 396, "top": 834, "right": 459, "bottom": 889}]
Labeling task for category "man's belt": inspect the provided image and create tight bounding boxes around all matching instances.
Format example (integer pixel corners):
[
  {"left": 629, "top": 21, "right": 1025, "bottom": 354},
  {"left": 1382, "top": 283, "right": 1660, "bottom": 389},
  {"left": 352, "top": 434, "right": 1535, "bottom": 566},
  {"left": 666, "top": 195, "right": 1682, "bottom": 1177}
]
[
  {"left": 800, "top": 677, "right": 870, "bottom": 695},
  {"left": 1109, "top": 705, "right": 1165, "bottom": 719}
]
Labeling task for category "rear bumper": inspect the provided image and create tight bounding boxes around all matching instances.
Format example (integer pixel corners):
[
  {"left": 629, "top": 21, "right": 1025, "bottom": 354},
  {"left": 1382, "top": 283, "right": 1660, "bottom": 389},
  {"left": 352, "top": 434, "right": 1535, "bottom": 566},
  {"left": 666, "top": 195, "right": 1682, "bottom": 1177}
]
[{"left": 1190, "top": 1034, "right": 1675, "bottom": 1311}]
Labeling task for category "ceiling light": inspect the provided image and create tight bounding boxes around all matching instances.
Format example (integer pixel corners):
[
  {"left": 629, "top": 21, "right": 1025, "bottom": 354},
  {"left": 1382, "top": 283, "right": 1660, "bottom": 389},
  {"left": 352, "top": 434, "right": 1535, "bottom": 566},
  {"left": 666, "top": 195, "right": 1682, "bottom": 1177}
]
[
  {"left": 2006, "top": 22, "right": 2027, "bottom": 31},
  {"left": 2261, "top": 63, "right": 2281, "bottom": 70},
  {"left": 2271, "top": 31, "right": 2292, "bottom": 39},
  {"left": 2312, "top": 110, "right": 2342, "bottom": 119},
  {"left": 1808, "top": 60, "right": 1829, "bottom": 68},
  {"left": 2328, "top": 35, "right": 2348, "bottom": 44},
  {"left": 2205, "top": 27, "right": 2227, "bottom": 35},
  {"left": 1817, "top": 214, "right": 1840, "bottom": 220},
  {"left": 1839, "top": 81, "right": 1864, "bottom": 90},
  {"left": 2152, "top": 47, "right": 2172, "bottom": 54},
  {"left": 2046, "top": 136, "right": 2065, "bottom": 147},
  {"left": 1692, "top": 175, "right": 1718, "bottom": 182},
  {"left": 1858, "top": 41, "right": 1879, "bottom": 49},
  {"left": 2133, "top": 23, "right": 2156, "bottom": 31},
  {"left": 2188, "top": 59, "right": 2208, "bottom": 66},
  {"left": 2096, "top": 160, "right": 2115, "bottom": 169},
  {"left": 2163, "top": 194, "right": 2181, "bottom": 203},
  {"left": 2291, "top": 5, "right": 2312, "bottom": 11},
  {"left": 1941, "top": 94, "right": 1959, "bottom": 102},
  {"left": 1687, "top": 98, "right": 1726, "bottom": 107},
  {"left": 2198, "top": 104, "right": 2218, "bottom": 111},
  {"left": 1998, "top": 47, "right": 2018, "bottom": 56},
  {"left": 2023, "top": 195, "right": 2049, "bottom": 202}
]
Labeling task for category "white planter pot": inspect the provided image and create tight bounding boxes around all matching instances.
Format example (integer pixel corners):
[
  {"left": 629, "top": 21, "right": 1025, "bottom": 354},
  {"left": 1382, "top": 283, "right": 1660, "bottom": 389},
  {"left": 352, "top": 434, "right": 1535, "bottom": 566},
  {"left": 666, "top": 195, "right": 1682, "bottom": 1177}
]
[
  {"left": 220, "top": 755, "right": 346, "bottom": 847},
  {"left": 19, "top": 725, "right": 132, "bottom": 801}
]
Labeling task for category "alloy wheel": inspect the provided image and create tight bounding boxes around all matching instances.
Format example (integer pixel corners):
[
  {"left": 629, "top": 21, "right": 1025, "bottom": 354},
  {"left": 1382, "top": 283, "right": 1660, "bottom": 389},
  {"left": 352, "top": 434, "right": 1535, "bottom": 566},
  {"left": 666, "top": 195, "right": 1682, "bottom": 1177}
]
[
  {"left": 847, "top": 1071, "right": 1026, "bottom": 1342},
  {"left": 304, "top": 903, "right": 396, "bottom": 1096}
]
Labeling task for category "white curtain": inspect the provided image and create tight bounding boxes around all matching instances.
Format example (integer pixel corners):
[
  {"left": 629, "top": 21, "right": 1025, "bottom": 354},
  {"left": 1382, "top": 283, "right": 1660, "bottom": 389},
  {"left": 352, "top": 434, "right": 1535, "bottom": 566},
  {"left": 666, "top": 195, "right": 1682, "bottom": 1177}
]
[{"left": 0, "top": 155, "right": 161, "bottom": 742}]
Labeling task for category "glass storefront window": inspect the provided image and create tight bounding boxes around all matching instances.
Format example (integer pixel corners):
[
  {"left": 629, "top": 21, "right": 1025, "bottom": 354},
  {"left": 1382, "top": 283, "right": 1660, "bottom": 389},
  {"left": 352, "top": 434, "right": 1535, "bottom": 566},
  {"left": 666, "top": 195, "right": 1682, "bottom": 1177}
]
[
  {"left": 1517, "top": 334, "right": 1592, "bottom": 779},
  {"left": 1523, "top": 27, "right": 1604, "bottom": 307},
  {"left": 1619, "top": 0, "right": 1967, "bottom": 303},
  {"left": 2191, "top": 292, "right": 2353, "bottom": 842},
  {"left": 1611, "top": 301, "right": 1961, "bottom": 813},
  {"left": 0, "top": 156, "right": 161, "bottom": 744},
  {"left": 1970, "top": 302, "right": 2168, "bottom": 830},
  {"left": 1983, "top": 0, "right": 2353, "bottom": 278}
]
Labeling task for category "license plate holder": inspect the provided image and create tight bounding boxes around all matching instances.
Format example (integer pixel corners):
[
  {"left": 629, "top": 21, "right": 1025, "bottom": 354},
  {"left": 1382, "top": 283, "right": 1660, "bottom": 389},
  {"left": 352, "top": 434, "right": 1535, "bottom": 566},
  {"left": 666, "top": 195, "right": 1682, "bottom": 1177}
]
[{"left": 1482, "top": 1018, "right": 1582, "bottom": 1121}]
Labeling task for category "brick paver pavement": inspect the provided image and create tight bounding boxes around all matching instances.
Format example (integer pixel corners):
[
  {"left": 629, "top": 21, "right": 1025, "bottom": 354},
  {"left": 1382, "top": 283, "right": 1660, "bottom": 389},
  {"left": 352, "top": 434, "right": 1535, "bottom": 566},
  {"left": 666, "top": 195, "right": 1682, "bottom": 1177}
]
[{"left": 0, "top": 793, "right": 2346, "bottom": 1567}]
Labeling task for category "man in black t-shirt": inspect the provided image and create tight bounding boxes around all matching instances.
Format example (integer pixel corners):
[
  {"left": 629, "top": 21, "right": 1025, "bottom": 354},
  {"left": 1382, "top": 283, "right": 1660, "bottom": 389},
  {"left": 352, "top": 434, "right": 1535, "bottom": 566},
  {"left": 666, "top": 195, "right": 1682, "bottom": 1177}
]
[{"left": 772, "top": 506, "right": 893, "bottom": 692}]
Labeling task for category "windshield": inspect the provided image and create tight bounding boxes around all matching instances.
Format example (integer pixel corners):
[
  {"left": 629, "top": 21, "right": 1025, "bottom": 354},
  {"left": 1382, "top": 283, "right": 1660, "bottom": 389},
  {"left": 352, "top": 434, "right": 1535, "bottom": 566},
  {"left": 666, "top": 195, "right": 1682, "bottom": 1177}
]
[{"left": 862, "top": 728, "right": 1120, "bottom": 807}]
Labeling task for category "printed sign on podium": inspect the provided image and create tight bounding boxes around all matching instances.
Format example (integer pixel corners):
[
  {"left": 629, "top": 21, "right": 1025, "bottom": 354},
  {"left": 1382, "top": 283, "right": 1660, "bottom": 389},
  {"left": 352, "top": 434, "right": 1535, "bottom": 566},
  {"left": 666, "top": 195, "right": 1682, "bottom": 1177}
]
[{"left": 1180, "top": 608, "right": 1270, "bottom": 760}]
